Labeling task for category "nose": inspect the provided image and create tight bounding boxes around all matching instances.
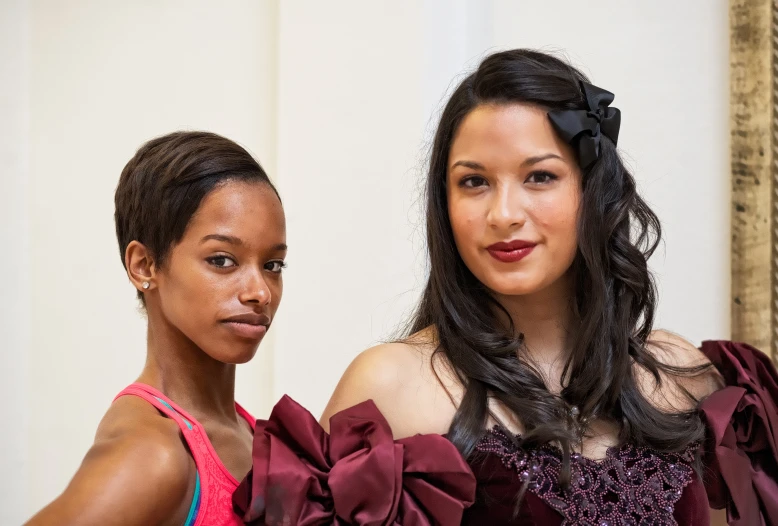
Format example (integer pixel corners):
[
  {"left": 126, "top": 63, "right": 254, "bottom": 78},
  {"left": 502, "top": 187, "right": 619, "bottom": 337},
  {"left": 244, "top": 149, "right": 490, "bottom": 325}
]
[
  {"left": 239, "top": 269, "right": 271, "bottom": 306},
  {"left": 486, "top": 182, "right": 526, "bottom": 231}
]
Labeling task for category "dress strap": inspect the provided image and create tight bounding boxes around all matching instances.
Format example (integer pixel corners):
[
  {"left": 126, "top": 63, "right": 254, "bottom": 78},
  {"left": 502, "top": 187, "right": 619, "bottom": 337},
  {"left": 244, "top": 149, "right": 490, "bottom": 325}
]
[{"left": 114, "top": 383, "right": 202, "bottom": 526}]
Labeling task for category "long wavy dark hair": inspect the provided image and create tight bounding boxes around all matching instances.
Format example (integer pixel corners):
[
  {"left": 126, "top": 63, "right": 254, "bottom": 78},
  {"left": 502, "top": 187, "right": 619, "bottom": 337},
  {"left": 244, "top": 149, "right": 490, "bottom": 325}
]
[{"left": 408, "top": 49, "right": 708, "bottom": 490}]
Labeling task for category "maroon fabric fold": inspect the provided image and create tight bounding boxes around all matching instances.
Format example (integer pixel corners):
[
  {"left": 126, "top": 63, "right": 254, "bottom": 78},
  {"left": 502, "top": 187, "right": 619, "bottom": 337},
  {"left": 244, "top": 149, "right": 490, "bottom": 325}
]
[
  {"left": 699, "top": 340, "right": 778, "bottom": 526},
  {"left": 233, "top": 396, "right": 476, "bottom": 525}
]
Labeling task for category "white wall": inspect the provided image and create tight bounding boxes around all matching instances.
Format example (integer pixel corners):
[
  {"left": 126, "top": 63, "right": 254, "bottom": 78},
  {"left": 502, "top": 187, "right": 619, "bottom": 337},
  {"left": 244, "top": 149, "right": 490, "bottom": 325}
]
[
  {"left": 272, "top": 0, "right": 508, "bottom": 414},
  {"left": 17, "top": 0, "right": 280, "bottom": 517},
  {"left": 272, "top": 0, "right": 730, "bottom": 415},
  {"left": 0, "top": 1, "right": 31, "bottom": 524},
  {"left": 490, "top": 0, "right": 731, "bottom": 343},
  {"left": 2, "top": 0, "right": 729, "bottom": 520}
]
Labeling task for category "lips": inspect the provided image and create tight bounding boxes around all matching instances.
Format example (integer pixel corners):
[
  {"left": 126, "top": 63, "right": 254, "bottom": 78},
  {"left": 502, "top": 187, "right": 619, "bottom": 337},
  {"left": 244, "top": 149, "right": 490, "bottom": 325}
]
[
  {"left": 486, "top": 240, "right": 537, "bottom": 263},
  {"left": 222, "top": 312, "right": 271, "bottom": 340}
]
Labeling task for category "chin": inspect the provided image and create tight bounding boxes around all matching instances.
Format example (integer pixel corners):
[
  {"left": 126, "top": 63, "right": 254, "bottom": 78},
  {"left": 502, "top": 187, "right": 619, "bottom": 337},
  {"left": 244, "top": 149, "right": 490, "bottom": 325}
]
[
  {"left": 480, "top": 273, "right": 545, "bottom": 297},
  {"left": 490, "top": 284, "right": 542, "bottom": 297},
  {"left": 230, "top": 347, "right": 261, "bottom": 365},
  {"left": 206, "top": 343, "right": 261, "bottom": 365}
]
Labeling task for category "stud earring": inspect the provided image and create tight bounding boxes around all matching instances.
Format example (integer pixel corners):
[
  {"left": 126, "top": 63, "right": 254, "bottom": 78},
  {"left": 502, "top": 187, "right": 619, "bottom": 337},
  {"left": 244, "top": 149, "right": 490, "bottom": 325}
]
[{"left": 142, "top": 281, "right": 150, "bottom": 290}]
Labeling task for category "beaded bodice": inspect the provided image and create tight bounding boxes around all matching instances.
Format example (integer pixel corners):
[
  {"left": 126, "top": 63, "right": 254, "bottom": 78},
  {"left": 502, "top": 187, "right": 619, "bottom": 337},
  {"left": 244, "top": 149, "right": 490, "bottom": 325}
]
[{"left": 475, "top": 427, "right": 698, "bottom": 525}]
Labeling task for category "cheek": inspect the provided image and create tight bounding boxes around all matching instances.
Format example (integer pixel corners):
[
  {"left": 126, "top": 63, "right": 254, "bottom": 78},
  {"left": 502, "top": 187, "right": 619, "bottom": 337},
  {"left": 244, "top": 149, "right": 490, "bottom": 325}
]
[
  {"left": 160, "top": 260, "right": 222, "bottom": 323},
  {"left": 449, "top": 197, "right": 483, "bottom": 247},
  {"left": 269, "top": 276, "right": 283, "bottom": 311},
  {"left": 172, "top": 267, "right": 210, "bottom": 302},
  {"left": 532, "top": 190, "right": 579, "bottom": 244}
]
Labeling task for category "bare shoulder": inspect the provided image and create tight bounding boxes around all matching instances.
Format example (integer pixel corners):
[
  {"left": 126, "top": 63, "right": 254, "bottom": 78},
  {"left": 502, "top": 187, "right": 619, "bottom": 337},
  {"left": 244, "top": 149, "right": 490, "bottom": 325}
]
[
  {"left": 646, "top": 330, "right": 707, "bottom": 367},
  {"left": 320, "top": 326, "right": 460, "bottom": 439},
  {"left": 26, "top": 396, "right": 194, "bottom": 526},
  {"left": 636, "top": 329, "right": 724, "bottom": 412}
]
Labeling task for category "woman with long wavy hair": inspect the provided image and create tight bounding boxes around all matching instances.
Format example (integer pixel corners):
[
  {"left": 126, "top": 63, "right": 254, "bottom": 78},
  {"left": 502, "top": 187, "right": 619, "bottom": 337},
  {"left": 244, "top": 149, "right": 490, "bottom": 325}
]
[{"left": 235, "top": 50, "right": 778, "bottom": 525}]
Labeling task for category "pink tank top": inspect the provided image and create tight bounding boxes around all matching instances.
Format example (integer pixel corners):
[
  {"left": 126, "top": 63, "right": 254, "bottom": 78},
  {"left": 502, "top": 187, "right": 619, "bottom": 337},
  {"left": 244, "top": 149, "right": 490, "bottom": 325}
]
[{"left": 114, "top": 383, "right": 255, "bottom": 526}]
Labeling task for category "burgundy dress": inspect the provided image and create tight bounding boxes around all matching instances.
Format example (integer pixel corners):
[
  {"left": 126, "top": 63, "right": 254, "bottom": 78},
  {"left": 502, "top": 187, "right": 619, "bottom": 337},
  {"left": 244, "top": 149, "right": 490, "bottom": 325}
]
[{"left": 233, "top": 341, "right": 778, "bottom": 525}]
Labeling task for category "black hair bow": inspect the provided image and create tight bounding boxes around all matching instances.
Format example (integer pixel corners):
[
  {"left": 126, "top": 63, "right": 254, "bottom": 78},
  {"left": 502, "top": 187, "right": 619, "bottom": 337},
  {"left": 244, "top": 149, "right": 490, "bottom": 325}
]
[{"left": 547, "top": 81, "right": 621, "bottom": 170}]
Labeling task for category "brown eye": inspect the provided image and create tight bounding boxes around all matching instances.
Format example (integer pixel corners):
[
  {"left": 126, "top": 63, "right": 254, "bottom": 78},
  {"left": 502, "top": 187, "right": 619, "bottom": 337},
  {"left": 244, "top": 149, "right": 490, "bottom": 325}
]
[
  {"left": 460, "top": 175, "right": 488, "bottom": 188},
  {"left": 264, "top": 260, "right": 286, "bottom": 273},
  {"left": 206, "top": 255, "right": 237, "bottom": 268},
  {"left": 526, "top": 171, "right": 557, "bottom": 184}
]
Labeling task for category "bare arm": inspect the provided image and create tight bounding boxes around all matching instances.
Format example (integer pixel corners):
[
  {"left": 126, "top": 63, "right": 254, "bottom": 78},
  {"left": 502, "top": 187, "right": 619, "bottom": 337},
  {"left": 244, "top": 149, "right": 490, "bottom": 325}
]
[
  {"left": 320, "top": 342, "right": 457, "bottom": 439},
  {"left": 25, "top": 413, "right": 193, "bottom": 526},
  {"left": 645, "top": 330, "right": 727, "bottom": 523},
  {"left": 641, "top": 330, "right": 723, "bottom": 411}
]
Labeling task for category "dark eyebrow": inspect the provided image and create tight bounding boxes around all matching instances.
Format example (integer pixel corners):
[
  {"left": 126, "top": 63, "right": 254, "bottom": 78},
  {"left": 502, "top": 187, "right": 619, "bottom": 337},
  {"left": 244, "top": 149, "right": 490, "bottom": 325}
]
[
  {"left": 201, "top": 234, "right": 287, "bottom": 252},
  {"left": 451, "top": 154, "right": 563, "bottom": 171},
  {"left": 521, "top": 153, "right": 564, "bottom": 167},
  {"left": 450, "top": 160, "right": 486, "bottom": 171},
  {"left": 201, "top": 234, "right": 243, "bottom": 246}
]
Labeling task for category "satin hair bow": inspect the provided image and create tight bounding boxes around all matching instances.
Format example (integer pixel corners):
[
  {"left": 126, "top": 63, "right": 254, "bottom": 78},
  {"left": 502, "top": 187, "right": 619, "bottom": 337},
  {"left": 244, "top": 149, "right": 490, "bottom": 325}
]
[{"left": 547, "top": 81, "right": 621, "bottom": 170}]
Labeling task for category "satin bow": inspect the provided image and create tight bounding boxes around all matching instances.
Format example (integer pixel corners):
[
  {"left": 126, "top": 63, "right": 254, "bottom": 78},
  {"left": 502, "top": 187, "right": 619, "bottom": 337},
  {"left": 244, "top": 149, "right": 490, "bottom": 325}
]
[
  {"left": 547, "top": 81, "right": 621, "bottom": 170},
  {"left": 233, "top": 395, "right": 477, "bottom": 525}
]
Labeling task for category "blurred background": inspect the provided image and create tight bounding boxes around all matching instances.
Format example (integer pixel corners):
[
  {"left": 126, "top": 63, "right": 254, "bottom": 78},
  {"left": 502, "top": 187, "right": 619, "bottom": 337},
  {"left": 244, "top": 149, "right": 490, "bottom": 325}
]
[{"left": 0, "top": 0, "right": 729, "bottom": 522}]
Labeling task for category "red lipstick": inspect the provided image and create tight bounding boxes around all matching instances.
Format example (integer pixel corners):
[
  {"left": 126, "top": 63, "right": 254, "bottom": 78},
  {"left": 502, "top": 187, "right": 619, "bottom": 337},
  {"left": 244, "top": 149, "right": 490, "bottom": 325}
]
[{"left": 486, "top": 240, "right": 536, "bottom": 263}]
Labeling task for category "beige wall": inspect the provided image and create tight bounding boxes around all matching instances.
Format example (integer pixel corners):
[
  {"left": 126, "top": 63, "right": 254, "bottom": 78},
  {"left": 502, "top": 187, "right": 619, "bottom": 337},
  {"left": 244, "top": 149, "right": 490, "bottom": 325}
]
[
  {"left": 273, "top": 0, "right": 731, "bottom": 414},
  {"left": 0, "top": 1, "right": 729, "bottom": 522},
  {"left": 491, "top": 0, "right": 730, "bottom": 342},
  {"left": 1, "top": 1, "right": 31, "bottom": 524},
  {"left": 8, "top": 1, "right": 280, "bottom": 519}
]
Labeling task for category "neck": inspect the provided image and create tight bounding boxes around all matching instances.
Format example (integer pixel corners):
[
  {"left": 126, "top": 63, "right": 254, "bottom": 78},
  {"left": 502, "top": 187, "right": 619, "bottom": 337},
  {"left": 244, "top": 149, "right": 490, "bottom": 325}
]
[
  {"left": 495, "top": 273, "right": 578, "bottom": 391},
  {"left": 137, "top": 307, "right": 237, "bottom": 423}
]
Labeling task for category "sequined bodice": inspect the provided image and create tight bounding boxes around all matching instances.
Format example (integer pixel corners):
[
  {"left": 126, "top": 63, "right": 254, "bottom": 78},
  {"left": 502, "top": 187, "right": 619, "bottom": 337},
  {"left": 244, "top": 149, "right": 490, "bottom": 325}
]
[{"left": 472, "top": 427, "right": 699, "bottom": 525}]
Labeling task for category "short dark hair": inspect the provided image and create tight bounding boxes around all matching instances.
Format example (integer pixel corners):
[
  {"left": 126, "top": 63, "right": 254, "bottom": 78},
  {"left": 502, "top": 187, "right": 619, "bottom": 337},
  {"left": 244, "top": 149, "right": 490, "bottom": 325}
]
[{"left": 114, "top": 130, "right": 278, "bottom": 276}]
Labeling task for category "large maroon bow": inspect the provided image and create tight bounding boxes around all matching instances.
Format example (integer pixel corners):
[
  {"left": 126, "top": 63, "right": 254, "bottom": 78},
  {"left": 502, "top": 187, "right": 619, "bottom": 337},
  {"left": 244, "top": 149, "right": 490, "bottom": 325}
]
[
  {"left": 233, "top": 396, "right": 476, "bottom": 525},
  {"left": 699, "top": 340, "right": 778, "bottom": 526}
]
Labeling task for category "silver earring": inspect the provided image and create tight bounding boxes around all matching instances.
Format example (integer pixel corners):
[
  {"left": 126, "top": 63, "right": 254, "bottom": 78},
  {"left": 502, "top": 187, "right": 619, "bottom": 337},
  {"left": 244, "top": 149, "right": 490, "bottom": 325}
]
[{"left": 142, "top": 281, "right": 150, "bottom": 290}]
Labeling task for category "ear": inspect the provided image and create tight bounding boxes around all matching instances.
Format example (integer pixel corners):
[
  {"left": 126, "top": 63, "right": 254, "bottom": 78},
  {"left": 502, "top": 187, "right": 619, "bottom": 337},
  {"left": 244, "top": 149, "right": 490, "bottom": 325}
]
[{"left": 125, "top": 240, "right": 158, "bottom": 293}]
